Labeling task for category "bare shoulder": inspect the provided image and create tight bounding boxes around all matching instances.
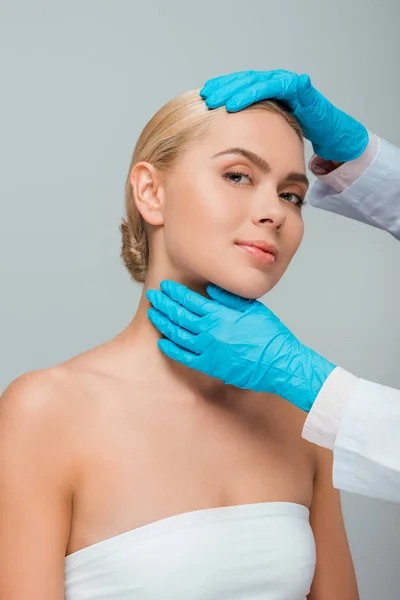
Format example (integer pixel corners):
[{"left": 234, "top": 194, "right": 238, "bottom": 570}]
[
  {"left": 1, "top": 363, "right": 92, "bottom": 427},
  {"left": 1, "top": 350, "right": 118, "bottom": 450},
  {"left": 261, "top": 394, "right": 341, "bottom": 499},
  {"left": 0, "top": 366, "right": 84, "bottom": 484},
  {"left": 263, "top": 393, "right": 317, "bottom": 462},
  {"left": 1, "top": 334, "right": 125, "bottom": 415},
  {"left": 0, "top": 340, "right": 137, "bottom": 465},
  {"left": 0, "top": 368, "right": 81, "bottom": 598},
  {"left": 2, "top": 366, "right": 73, "bottom": 414}
]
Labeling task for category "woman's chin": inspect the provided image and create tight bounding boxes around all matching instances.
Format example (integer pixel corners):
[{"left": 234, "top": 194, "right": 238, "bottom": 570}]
[
  {"left": 231, "top": 287, "right": 272, "bottom": 301},
  {"left": 209, "top": 275, "right": 277, "bottom": 301}
]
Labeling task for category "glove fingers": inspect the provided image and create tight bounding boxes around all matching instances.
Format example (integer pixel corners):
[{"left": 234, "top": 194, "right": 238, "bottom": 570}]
[
  {"left": 148, "top": 308, "right": 200, "bottom": 353},
  {"left": 206, "top": 284, "right": 252, "bottom": 312},
  {"left": 296, "top": 74, "right": 322, "bottom": 109},
  {"left": 225, "top": 79, "right": 293, "bottom": 112},
  {"left": 160, "top": 280, "right": 219, "bottom": 317},
  {"left": 200, "top": 71, "right": 257, "bottom": 97},
  {"left": 202, "top": 69, "right": 293, "bottom": 98},
  {"left": 205, "top": 73, "right": 260, "bottom": 109},
  {"left": 146, "top": 289, "right": 202, "bottom": 334},
  {"left": 158, "top": 338, "right": 199, "bottom": 367}
]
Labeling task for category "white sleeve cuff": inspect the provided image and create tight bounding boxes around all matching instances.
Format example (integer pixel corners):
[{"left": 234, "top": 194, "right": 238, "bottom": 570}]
[
  {"left": 308, "top": 133, "right": 380, "bottom": 193},
  {"left": 302, "top": 367, "right": 359, "bottom": 449}
]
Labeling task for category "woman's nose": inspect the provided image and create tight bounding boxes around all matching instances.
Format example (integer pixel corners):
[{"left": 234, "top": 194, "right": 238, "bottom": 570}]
[{"left": 251, "top": 193, "right": 287, "bottom": 230}]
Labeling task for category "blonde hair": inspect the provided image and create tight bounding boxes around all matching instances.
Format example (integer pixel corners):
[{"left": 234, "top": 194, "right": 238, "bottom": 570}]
[{"left": 120, "top": 89, "right": 303, "bottom": 282}]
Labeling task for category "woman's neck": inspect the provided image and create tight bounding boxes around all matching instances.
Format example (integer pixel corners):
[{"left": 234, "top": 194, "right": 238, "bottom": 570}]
[{"left": 118, "top": 269, "right": 228, "bottom": 401}]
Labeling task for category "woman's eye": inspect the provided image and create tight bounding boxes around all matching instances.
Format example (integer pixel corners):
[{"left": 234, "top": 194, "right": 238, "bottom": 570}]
[
  {"left": 223, "top": 171, "right": 253, "bottom": 186},
  {"left": 280, "top": 192, "right": 306, "bottom": 207}
]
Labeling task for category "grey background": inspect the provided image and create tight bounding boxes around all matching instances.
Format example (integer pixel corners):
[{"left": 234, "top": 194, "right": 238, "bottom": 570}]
[{"left": 1, "top": 0, "right": 399, "bottom": 597}]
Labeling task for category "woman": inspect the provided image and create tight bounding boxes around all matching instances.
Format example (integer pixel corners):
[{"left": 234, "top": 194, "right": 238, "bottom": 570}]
[{"left": 0, "top": 90, "right": 359, "bottom": 599}]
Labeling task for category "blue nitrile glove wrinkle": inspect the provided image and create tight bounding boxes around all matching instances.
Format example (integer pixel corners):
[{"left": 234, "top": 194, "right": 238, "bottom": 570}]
[
  {"left": 201, "top": 70, "right": 368, "bottom": 162},
  {"left": 147, "top": 281, "right": 336, "bottom": 412}
]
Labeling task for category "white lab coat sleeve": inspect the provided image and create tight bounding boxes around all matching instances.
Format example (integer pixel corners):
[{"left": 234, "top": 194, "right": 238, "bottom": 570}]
[
  {"left": 308, "top": 136, "right": 400, "bottom": 240},
  {"left": 333, "top": 378, "right": 400, "bottom": 502}
]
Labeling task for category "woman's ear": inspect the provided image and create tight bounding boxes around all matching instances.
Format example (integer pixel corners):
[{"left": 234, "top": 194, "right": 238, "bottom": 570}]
[{"left": 129, "top": 162, "right": 165, "bottom": 226}]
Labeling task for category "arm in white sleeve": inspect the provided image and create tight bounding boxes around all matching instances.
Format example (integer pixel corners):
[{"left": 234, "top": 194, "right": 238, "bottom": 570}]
[
  {"left": 308, "top": 134, "right": 400, "bottom": 240},
  {"left": 303, "top": 368, "right": 400, "bottom": 502}
]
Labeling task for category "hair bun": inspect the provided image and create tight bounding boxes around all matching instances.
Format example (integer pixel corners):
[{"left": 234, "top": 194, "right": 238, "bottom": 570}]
[{"left": 119, "top": 218, "right": 148, "bottom": 283}]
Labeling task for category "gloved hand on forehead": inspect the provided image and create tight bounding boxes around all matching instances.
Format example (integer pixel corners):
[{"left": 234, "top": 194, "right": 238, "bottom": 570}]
[
  {"left": 146, "top": 280, "right": 336, "bottom": 412},
  {"left": 200, "top": 69, "right": 368, "bottom": 163}
]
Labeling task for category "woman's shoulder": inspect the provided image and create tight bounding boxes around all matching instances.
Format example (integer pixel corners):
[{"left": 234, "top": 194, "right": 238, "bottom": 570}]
[
  {"left": 2, "top": 334, "right": 130, "bottom": 405},
  {"left": 1, "top": 335, "right": 150, "bottom": 444},
  {"left": 255, "top": 391, "right": 318, "bottom": 472},
  {"left": 0, "top": 349, "right": 113, "bottom": 447},
  {"left": 268, "top": 395, "right": 338, "bottom": 487},
  {"left": 0, "top": 363, "right": 93, "bottom": 439},
  {"left": 0, "top": 367, "right": 83, "bottom": 500},
  {"left": 1, "top": 355, "right": 126, "bottom": 492},
  {"left": 1, "top": 366, "right": 76, "bottom": 419}
]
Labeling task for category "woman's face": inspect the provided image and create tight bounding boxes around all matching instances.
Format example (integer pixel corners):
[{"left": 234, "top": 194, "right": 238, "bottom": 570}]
[{"left": 149, "top": 108, "right": 307, "bottom": 299}]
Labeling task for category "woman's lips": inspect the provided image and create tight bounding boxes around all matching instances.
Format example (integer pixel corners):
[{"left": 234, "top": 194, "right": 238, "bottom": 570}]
[{"left": 236, "top": 241, "right": 278, "bottom": 265}]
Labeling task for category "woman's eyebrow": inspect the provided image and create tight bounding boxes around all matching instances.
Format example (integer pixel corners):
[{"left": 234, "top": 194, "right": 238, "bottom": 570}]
[{"left": 212, "top": 146, "right": 309, "bottom": 189}]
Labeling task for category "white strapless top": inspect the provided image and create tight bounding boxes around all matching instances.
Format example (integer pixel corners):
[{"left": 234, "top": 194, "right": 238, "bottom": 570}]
[{"left": 64, "top": 501, "right": 316, "bottom": 599}]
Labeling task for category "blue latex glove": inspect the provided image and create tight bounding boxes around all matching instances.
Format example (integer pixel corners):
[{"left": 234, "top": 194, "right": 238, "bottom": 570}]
[
  {"left": 200, "top": 69, "right": 368, "bottom": 162},
  {"left": 146, "top": 281, "right": 336, "bottom": 412}
]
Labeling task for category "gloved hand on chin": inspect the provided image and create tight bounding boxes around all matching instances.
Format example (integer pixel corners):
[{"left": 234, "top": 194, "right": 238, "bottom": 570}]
[{"left": 147, "top": 280, "right": 336, "bottom": 413}]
